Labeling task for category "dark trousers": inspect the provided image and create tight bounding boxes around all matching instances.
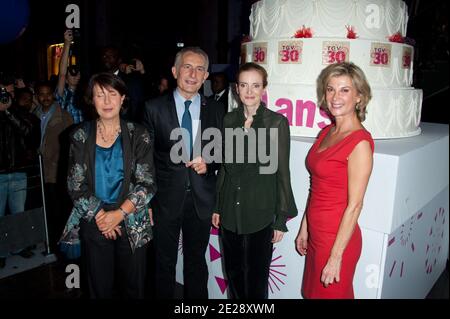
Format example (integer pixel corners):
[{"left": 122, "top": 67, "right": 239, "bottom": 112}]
[
  {"left": 221, "top": 225, "right": 274, "bottom": 299},
  {"left": 154, "top": 191, "right": 211, "bottom": 299},
  {"left": 80, "top": 219, "right": 147, "bottom": 299}
]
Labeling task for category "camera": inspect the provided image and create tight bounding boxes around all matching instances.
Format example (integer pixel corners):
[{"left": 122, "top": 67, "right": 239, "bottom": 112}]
[
  {"left": 68, "top": 65, "right": 80, "bottom": 76},
  {"left": 70, "top": 29, "right": 81, "bottom": 41},
  {"left": 0, "top": 87, "right": 11, "bottom": 105}
]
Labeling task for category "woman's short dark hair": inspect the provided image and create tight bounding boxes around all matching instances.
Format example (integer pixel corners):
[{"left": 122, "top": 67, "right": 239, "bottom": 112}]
[
  {"left": 85, "top": 72, "right": 128, "bottom": 106},
  {"left": 236, "top": 62, "right": 268, "bottom": 88}
]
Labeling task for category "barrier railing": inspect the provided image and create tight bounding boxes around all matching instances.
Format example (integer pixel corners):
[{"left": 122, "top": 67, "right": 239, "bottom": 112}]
[{"left": 0, "top": 154, "right": 52, "bottom": 259}]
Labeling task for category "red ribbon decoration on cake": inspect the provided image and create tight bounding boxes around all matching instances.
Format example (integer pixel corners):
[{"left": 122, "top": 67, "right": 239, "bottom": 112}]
[
  {"left": 388, "top": 32, "right": 405, "bottom": 43},
  {"left": 293, "top": 25, "right": 313, "bottom": 38},
  {"left": 346, "top": 25, "right": 358, "bottom": 39},
  {"left": 241, "top": 34, "right": 252, "bottom": 44}
]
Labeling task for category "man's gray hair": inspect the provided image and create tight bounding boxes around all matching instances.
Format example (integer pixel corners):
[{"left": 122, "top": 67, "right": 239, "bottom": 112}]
[{"left": 174, "top": 47, "right": 209, "bottom": 70}]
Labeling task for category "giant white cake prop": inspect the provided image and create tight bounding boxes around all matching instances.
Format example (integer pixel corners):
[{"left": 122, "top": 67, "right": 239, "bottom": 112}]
[{"left": 240, "top": 0, "right": 422, "bottom": 139}]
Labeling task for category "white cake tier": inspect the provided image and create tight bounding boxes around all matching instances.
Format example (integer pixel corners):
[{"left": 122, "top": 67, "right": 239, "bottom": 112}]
[
  {"left": 243, "top": 38, "right": 415, "bottom": 88},
  {"left": 250, "top": 0, "right": 408, "bottom": 41},
  {"left": 233, "top": 83, "right": 422, "bottom": 139}
]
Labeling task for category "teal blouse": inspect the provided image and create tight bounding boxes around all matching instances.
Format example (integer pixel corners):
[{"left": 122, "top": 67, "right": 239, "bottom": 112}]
[{"left": 95, "top": 135, "right": 124, "bottom": 204}]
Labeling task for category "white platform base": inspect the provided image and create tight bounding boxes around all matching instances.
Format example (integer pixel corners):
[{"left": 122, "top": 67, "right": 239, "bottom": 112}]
[{"left": 175, "top": 123, "right": 449, "bottom": 299}]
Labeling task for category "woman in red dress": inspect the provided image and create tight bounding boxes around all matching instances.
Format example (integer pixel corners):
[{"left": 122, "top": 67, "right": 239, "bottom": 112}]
[{"left": 296, "top": 62, "right": 374, "bottom": 299}]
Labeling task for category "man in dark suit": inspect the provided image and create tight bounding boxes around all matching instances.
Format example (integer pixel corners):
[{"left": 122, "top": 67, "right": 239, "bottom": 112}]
[
  {"left": 142, "top": 47, "right": 224, "bottom": 299},
  {"left": 101, "top": 46, "right": 147, "bottom": 122},
  {"left": 209, "top": 72, "right": 229, "bottom": 114}
]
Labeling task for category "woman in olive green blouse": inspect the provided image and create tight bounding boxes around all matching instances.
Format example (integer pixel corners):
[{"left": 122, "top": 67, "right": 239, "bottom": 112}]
[{"left": 212, "top": 62, "right": 297, "bottom": 299}]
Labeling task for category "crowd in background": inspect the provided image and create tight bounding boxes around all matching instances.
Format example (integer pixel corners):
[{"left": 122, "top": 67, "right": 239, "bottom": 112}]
[{"left": 0, "top": 30, "right": 230, "bottom": 272}]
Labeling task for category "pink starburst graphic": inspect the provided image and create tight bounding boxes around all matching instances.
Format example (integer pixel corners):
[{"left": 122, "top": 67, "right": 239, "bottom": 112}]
[
  {"left": 388, "top": 237, "right": 396, "bottom": 247},
  {"left": 387, "top": 212, "right": 421, "bottom": 278},
  {"left": 268, "top": 247, "right": 287, "bottom": 294},
  {"left": 425, "top": 207, "right": 446, "bottom": 274},
  {"left": 400, "top": 216, "right": 416, "bottom": 249}
]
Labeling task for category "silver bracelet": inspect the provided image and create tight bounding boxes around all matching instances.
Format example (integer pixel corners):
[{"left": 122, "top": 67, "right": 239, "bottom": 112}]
[{"left": 119, "top": 207, "right": 128, "bottom": 219}]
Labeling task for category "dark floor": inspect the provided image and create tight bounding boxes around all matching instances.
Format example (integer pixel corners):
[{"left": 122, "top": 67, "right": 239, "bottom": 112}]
[{"left": 0, "top": 246, "right": 448, "bottom": 299}]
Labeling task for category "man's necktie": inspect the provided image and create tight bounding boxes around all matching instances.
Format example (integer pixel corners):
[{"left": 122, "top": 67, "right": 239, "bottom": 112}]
[
  {"left": 215, "top": 94, "right": 221, "bottom": 101},
  {"left": 181, "top": 100, "right": 193, "bottom": 159}
]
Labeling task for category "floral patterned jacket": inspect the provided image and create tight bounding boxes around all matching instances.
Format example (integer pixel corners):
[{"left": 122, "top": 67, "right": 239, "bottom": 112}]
[{"left": 60, "top": 120, "right": 156, "bottom": 252}]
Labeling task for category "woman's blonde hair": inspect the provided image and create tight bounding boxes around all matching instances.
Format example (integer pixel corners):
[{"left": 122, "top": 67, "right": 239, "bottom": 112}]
[{"left": 316, "top": 62, "right": 372, "bottom": 122}]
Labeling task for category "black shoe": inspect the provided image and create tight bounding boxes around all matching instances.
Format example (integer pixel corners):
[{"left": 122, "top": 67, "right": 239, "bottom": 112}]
[
  {"left": 0, "top": 257, "right": 5, "bottom": 269},
  {"left": 18, "top": 249, "right": 35, "bottom": 259}
]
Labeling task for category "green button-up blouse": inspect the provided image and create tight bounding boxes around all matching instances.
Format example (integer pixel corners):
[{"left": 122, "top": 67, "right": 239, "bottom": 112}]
[{"left": 215, "top": 104, "right": 298, "bottom": 234}]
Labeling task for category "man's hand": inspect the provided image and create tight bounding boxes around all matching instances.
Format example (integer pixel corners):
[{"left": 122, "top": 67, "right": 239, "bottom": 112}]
[
  {"left": 118, "top": 59, "right": 145, "bottom": 75},
  {"left": 64, "top": 29, "right": 73, "bottom": 44},
  {"left": 119, "top": 63, "right": 132, "bottom": 74},
  {"left": 0, "top": 99, "right": 12, "bottom": 112},
  {"left": 186, "top": 156, "right": 207, "bottom": 175},
  {"left": 134, "top": 59, "right": 145, "bottom": 74},
  {"left": 15, "top": 78, "right": 26, "bottom": 89}
]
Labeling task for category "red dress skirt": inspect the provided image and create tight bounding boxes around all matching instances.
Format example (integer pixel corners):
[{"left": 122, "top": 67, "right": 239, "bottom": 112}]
[{"left": 302, "top": 125, "right": 374, "bottom": 299}]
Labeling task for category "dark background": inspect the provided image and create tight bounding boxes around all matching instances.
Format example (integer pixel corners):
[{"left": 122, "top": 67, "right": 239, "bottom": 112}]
[{"left": 0, "top": 0, "right": 448, "bottom": 123}]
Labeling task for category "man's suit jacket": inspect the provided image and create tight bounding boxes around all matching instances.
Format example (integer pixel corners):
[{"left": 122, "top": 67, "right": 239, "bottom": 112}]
[
  {"left": 118, "top": 71, "right": 146, "bottom": 122},
  {"left": 143, "top": 92, "right": 224, "bottom": 220},
  {"left": 211, "top": 88, "right": 229, "bottom": 114}
]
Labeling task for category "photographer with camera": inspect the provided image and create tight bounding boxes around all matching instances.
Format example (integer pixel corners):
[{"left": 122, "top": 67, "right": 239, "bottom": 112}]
[
  {"left": 55, "top": 29, "right": 84, "bottom": 124},
  {"left": 35, "top": 80, "right": 73, "bottom": 254},
  {"left": 100, "top": 46, "right": 147, "bottom": 123},
  {"left": 119, "top": 58, "right": 146, "bottom": 76},
  {"left": 0, "top": 76, "right": 40, "bottom": 269}
]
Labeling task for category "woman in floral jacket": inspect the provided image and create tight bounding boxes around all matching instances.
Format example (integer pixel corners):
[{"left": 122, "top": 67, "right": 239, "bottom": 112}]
[{"left": 60, "top": 72, "right": 156, "bottom": 298}]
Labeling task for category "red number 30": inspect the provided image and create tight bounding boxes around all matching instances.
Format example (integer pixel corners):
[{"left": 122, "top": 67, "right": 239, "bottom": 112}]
[
  {"left": 281, "top": 49, "right": 299, "bottom": 62},
  {"left": 373, "top": 52, "right": 389, "bottom": 65},
  {"left": 328, "top": 50, "right": 346, "bottom": 63},
  {"left": 254, "top": 49, "right": 265, "bottom": 63}
]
